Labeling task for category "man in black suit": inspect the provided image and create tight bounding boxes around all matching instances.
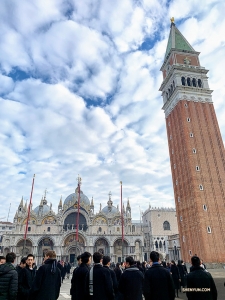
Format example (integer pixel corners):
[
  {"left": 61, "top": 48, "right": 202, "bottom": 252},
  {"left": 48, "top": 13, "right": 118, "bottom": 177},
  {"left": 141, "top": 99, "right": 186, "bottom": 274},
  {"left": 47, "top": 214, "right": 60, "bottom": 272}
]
[
  {"left": 18, "top": 254, "right": 36, "bottom": 300},
  {"left": 143, "top": 251, "right": 175, "bottom": 300},
  {"left": 103, "top": 256, "right": 118, "bottom": 298},
  {"left": 88, "top": 252, "right": 114, "bottom": 300},
  {"left": 186, "top": 256, "right": 217, "bottom": 300},
  {"left": 118, "top": 256, "right": 144, "bottom": 300},
  {"left": 70, "top": 252, "right": 91, "bottom": 300}
]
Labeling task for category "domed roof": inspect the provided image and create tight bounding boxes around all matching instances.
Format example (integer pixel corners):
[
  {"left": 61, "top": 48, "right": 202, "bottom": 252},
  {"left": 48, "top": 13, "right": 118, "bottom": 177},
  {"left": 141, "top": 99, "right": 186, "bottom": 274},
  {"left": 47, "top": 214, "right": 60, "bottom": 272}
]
[
  {"left": 64, "top": 189, "right": 90, "bottom": 206},
  {"left": 102, "top": 205, "right": 118, "bottom": 214},
  {"left": 33, "top": 199, "right": 50, "bottom": 215}
]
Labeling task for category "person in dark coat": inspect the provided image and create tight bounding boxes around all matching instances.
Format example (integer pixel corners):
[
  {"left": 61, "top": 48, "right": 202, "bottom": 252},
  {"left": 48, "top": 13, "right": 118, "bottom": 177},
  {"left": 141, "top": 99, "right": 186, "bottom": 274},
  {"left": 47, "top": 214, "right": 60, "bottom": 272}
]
[
  {"left": 60, "top": 261, "right": 67, "bottom": 283},
  {"left": 66, "top": 262, "right": 71, "bottom": 278},
  {"left": 177, "top": 260, "right": 186, "bottom": 290},
  {"left": 170, "top": 260, "right": 180, "bottom": 298},
  {"left": 136, "top": 261, "right": 144, "bottom": 274},
  {"left": 0, "top": 252, "right": 18, "bottom": 300},
  {"left": 114, "top": 263, "right": 122, "bottom": 283},
  {"left": 143, "top": 251, "right": 175, "bottom": 300},
  {"left": 29, "top": 250, "right": 61, "bottom": 300},
  {"left": 70, "top": 252, "right": 91, "bottom": 300},
  {"left": 16, "top": 257, "right": 27, "bottom": 300},
  {"left": 118, "top": 256, "right": 144, "bottom": 300},
  {"left": 87, "top": 252, "right": 114, "bottom": 300},
  {"left": 103, "top": 256, "right": 118, "bottom": 299},
  {"left": 18, "top": 254, "right": 36, "bottom": 300},
  {"left": 186, "top": 256, "right": 217, "bottom": 300}
]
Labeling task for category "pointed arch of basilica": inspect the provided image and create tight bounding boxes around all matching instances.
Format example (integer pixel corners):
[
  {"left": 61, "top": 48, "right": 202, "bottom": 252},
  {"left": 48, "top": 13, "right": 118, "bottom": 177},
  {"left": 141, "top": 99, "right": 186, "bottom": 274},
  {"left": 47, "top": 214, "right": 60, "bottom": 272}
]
[
  {"left": 63, "top": 211, "right": 88, "bottom": 232},
  {"left": 113, "top": 238, "right": 129, "bottom": 263},
  {"left": 94, "top": 237, "right": 110, "bottom": 255},
  {"left": 36, "top": 237, "right": 54, "bottom": 265},
  {"left": 16, "top": 238, "right": 33, "bottom": 256},
  {"left": 62, "top": 233, "right": 86, "bottom": 264}
]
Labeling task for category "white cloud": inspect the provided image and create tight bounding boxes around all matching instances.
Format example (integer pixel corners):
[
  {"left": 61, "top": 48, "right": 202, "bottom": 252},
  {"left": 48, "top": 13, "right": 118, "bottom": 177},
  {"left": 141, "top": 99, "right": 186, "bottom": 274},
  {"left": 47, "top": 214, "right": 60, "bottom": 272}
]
[{"left": 0, "top": 0, "right": 225, "bottom": 222}]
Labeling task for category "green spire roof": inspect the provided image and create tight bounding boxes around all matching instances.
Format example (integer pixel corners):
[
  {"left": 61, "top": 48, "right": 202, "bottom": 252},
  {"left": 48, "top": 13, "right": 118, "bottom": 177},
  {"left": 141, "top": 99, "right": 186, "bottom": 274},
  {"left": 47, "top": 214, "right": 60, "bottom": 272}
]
[{"left": 164, "top": 23, "right": 195, "bottom": 59}]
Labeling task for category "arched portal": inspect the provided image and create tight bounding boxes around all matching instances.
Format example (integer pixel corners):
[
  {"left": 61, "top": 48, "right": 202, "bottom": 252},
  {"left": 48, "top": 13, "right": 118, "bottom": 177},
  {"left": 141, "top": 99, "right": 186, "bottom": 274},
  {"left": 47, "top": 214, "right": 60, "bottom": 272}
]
[
  {"left": 94, "top": 238, "right": 110, "bottom": 255},
  {"left": 37, "top": 238, "right": 54, "bottom": 265},
  {"left": 64, "top": 212, "right": 88, "bottom": 232},
  {"left": 63, "top": 234, "right": 85, "bottom": 265},
  {"left": 113, "top": 239, "right": 128, "bottom": 263},
  {"left": 16, "top": 239, "right": 33, "bottom": 256}
]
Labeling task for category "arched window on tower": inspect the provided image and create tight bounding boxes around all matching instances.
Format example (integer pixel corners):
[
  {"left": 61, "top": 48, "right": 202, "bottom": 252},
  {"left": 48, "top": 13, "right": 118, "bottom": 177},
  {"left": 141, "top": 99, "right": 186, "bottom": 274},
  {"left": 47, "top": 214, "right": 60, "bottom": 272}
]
[
  {"left": 198, "top": 79, "right": 202, "bottom": 88},
  {"left": 181, "top": 77, "right": 186, "bottom": 86},
  {"left": 187, "top": 77, "right": 191, "bottom": 86},
  {"left": 163, "top": 221, "right": 170, "bottom": 230},
  {"left": 98, "top": 227, "right": 102, "bottom": 233},
  {"left": 192, "top": 78, "right": 197, "bottom": 87}
]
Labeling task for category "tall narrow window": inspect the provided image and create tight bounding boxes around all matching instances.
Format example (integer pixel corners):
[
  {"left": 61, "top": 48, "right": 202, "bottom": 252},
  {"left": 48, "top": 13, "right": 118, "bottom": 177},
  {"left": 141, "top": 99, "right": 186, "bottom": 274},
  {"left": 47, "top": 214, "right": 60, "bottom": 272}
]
[
  {"left": 184, "top": 103, "right": 188, "bottom": 107},
  {"left": 190, "top": 133, "right": 194, "bottom": 137},
  {"left": 199, "top": 185, "right": 204, "bottom": 190},
  {"left": 172, "top": 149, "right": 174, "bottom": 154},
  {"left": 187, "top": 77, "right": 191, "bottom": 86},
  {"left": 203, "top": 205, "right": 207, "bottom": 211},
  {"left": 180, "top": 216, "right": 183, "bottom": 221},
  {"left": 173, "top": 81, "right": 175, "bottom": 89},
  {"left": 198, "top": 79, "right": 202, "bottom": 88},
  {"left": 192, "top": 78, "right": 197, "bottom": 87},
  {"left": 183, "top": 236, "right": 185, "bottom": 242},
  {"left": 181, "top": 77, "right": 186, "bottom": 86},
  {"left": 196, "top": 166, "right": 200, "bottom": 171},
  {"left": 168, "top": 88, "right": 171, "bottom": 96},
  {"left": 207, "top": 226, "right": 211, "bottom": 233},
  {"left": 28, "top": 227, "right": 31, "bottom": 232},
  {"left": 176, "top": 180, "right": 178, "bottom": 185},
  {"left": 163, "top": 221, "right": 170, "bottom": 230},
  {"left": 193, "top": 148, "right": 197, "bottom": 153},
  {"left": 174, "top": 164, "right": 176, "bottom": 169},
  {"left": 170, "top": 135, "right": 172, "bottom": 140},
  {"left": 189, "top": 250, "right": 192, "bottom": 256},
  {"left": 178, "top": 197, "right": 180, "bottom": 202},
  {"left": 47, "top": 227, "right": 50, "bottom": 232},
  {"left": 187, "top": 118, "right": 190, "bottom": 122}
]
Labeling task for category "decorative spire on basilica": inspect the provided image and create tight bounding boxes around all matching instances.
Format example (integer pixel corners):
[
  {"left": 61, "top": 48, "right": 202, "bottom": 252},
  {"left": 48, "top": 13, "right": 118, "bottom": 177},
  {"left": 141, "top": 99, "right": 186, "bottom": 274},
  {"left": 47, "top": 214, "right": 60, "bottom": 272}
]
[
  {"left": 107, "top": 191, "right": 113, "bottom": 207},
  {"left": 58, "top": 196, "right": 62, "bottom": 208},
  {"left": 19, "top": 196, "right": 24, "bottom": 207}
]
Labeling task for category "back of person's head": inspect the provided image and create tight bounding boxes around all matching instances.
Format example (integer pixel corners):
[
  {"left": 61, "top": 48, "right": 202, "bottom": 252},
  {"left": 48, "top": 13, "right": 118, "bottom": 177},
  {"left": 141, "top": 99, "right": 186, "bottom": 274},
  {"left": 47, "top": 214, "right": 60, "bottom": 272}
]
[
  {"left": 171, "top": 260, "right": 176, "bottom": 265},
  {"left": 191, "top": 256, "right": 200, "bottom": 267},
  {"left": 20, "top": 257, "right": 27, "bottom": 264},
  {"left": 178, "top": 260, "right": 182, "bottom": 265},
  {"left": 77, "top": 255, "right": 81, "bottom": 261},
  {"left": 26, "top": 253, "right": 35, "bottom": 260},
  {"left": 162, "top": 261, "right": 166, "bottom": 267},
  {"left": 93, "top": 252, "right": 103, "bottom": 263},
  {"left": 116, "top": 262, "right": 120, "bottom": 268},
  {"left": 81, "top": 252, "right": 92, "bottom": 264},
  {"left": 103, "top": 256, "right": 111, "bottom": 266},
  {"left": 45, "top": 250, "right": 56, "bottom": 259},
  {"left": 6, "top": 252, "right": 16, "bottom": 263},
  {"left": 136, "top": 260, "right": 141, "bottom": 267},
  {"left": 126, "top": 256, "right": 135, "bottom": 266},
  {"left": 180, "top": 260, "right": 184, "bottom": 264},
  {"left": 150, "top": 251, "right": 159, "bottom": 263}
]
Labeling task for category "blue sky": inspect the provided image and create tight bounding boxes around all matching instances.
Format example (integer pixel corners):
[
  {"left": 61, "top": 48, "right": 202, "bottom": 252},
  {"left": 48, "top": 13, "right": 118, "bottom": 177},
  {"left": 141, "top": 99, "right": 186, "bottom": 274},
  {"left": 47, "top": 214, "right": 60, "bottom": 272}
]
[{"left": 0, "top": 0, "right": 225, "bottom": 221}]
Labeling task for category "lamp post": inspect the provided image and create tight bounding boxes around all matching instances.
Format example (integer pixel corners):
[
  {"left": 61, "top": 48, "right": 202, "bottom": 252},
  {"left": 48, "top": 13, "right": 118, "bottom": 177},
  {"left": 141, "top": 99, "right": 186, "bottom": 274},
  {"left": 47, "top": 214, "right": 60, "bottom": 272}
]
[{"left": 75, "top": 175, "right": 81, "bottom": 266}]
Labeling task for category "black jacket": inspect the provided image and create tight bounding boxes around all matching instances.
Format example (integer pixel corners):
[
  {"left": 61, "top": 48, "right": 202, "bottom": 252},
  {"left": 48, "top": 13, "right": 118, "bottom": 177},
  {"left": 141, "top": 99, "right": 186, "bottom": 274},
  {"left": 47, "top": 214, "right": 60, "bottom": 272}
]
[
  {"left": 29, "top": 258, "right": 61, "bottom": 300},
  {"left": 118, "top": 266, "right": 144, "bottom": 300},
  {"left": 18, "top": 265, "right": 36, "bottom": 300},
  {"left": 103, "top": 266, "right": 118, "bottom": 295},
  {"left": 186, "top": 266, "right": 217, "bottom": 300},
  {"left": 88, "top": 264, "right": 115, "bottom": 300},
  {"left": 170, "top": 264, "right": 180, "bottom": 289},
  {"left": 16, "top": 266, "right": 25, "bottom": 300},
  {"left": 143, "top": 264, "right": 175, "bottom": 300},
  {"left": 114, "top": 267, "right": 122, "bottom": 283},
  {"left": 71, "top": 263, "right": 90, "bottom": 300},
  {"left": 0, "top": 263, "right": 18, "bottom": 300}
]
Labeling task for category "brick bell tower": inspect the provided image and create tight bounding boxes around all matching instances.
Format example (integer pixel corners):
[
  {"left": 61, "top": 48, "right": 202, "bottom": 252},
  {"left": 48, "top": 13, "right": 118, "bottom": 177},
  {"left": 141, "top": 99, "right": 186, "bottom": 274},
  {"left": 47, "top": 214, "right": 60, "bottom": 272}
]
[{"left": 159, "top": 19, "right": 225, "bottom": 264}]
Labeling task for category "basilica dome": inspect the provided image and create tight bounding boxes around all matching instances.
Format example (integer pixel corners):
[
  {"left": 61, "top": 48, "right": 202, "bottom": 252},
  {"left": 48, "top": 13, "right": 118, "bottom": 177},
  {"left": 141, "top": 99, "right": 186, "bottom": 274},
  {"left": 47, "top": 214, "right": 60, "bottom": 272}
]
[
  {"left": 33, "top": 199, "right": 50, "bottom": 215},
  {"left": 102, "top": 205, "right": 118, "bottom": 214},
  {"left": 64, "top": 188, "right": 90, "bottom": 206}
]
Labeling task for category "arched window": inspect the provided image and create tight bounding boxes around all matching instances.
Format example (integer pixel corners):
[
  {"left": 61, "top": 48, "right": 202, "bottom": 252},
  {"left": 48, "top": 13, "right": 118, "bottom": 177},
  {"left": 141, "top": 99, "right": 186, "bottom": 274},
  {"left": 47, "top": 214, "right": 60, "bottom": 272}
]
[
  {"left": 98, "top": 227, "right": 102, "bottom": 232},
  {"left": 163, "top": 221, "right": 170, "bottom": 230},
  {"left": 181, "top": 77, "right": 186, "bottom": 86},
  {"left": 198, "top": 79, "right": 202, "bottom": 88},
  {"left": 187, "top": 77, "right": 191, "bottom": 86},
  {"left": 192, "top": 78, "right": 197, "bottom": 87},
  {"left": 28, "top": 227, "right": 31, "bottom": 232},
  {"left": 159, "top": 240, "right": 162, "bottom": 249},
  {"left": 132, "top": 225, "right": 135, "bottom": 232},
  {"left": 155, "top": 241, "right": 158, "bottom": 249},
  {"left": 47, "top": 227, "right": 50, "bottom": 232}
]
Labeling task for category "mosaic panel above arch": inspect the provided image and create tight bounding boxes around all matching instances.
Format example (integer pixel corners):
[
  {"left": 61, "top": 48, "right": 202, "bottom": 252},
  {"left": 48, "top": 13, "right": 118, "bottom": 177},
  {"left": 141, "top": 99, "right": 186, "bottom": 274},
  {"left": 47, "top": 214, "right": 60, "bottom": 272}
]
[
  {"left": 64, "top": 234, "right": 85, "bottom": 247},
  {"left": 23, "top": 217, "right": 37, "bottom": 225},
  {"left": 113, "top": 217, "right": 121, "bottom": 226},
  {"left": 93, "top": 217, "right": 107, "bottom": 225},
  {"left": 42, "top": 216, "right": 57, "bottom": 225}
]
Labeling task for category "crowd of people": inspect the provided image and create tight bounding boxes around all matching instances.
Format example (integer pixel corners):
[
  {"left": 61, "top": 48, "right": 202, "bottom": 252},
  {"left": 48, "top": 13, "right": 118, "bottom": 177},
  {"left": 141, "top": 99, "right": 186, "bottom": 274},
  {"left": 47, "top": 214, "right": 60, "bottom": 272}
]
[{"left": 0, "top": 251, "right": 218, "bottom": 300}]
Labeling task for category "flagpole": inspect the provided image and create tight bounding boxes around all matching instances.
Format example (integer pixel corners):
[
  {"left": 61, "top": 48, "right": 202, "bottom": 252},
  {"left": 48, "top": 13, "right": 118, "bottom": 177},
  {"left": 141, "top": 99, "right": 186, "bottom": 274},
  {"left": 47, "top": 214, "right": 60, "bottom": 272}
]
[
  {"left": 23, "top": 174, "right": 35, "bottom": 255},
  {"left": 76, "top": 175, "right": 81, "bottom": 241},
  {"left": 120, "top": 181, "right": 124, "bottom": 262}
]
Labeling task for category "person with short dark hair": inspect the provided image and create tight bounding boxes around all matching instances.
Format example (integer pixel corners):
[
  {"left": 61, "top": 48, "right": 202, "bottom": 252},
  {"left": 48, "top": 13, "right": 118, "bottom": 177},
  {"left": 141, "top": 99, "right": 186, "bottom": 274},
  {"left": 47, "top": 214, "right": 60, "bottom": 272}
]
[
  {"left": 114, "top": 262, "right": 123, "bottom": 283},
  {"left": 0, "top": 256, "right": 6, "bottom": 265},
  {"left": 103, "top": 256, "right": 118, "bottom": 298},
  {"left": 143, "top": 251, "right": 175, "bottom": 300},
  {"left": 29, "top": 250, "right": 61, "bottom": 300},
  {"left": 118, "top": 256, "right": 144, "bottom": 300},
  {"left": 0, "top": 252, "right": 18, "bottom": 299},
  {"left": 170, "top": 260, "right": 180, "bottom": 298},
  {"left": 70, "top": 252, "right": 92, "bottom": 300},
  {"left": 16, "top": 257, "right": 27, "bottom": 300},
  {"left": 18, "top": 253, "right": 36, "bottom": 300},
  {"left": 87, "top": 252, "right": 114, "bottom": 300},
  {"left": 186, "top": 256, "right": 217, "bottom": 300}
]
